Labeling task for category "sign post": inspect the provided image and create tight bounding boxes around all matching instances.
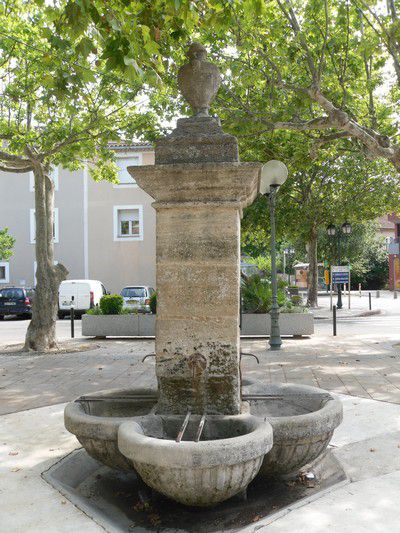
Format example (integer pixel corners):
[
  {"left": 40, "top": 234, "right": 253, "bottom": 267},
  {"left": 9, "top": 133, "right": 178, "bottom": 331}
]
[{"left": 331, "top": 266, "right": 350, "bottom": 310}]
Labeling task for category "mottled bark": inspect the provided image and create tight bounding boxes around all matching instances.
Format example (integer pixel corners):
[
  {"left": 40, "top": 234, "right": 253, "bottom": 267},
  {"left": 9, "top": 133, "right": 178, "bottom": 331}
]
[
  {"left": 24, "top": 162, "right": 68, "bottom": 351},
  {"left": 306, "top": 225, "right": 318, "bottom": 308}
]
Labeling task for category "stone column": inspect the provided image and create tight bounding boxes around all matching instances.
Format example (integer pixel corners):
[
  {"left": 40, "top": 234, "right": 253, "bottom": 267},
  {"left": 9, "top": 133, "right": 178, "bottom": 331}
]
[{"left": 130, "top": 45, "right": 260, "bottom": 415}]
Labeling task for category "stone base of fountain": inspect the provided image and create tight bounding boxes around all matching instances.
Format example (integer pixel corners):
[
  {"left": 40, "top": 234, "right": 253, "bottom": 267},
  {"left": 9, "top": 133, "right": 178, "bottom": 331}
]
[
  {"left": 118, "top": 413, "right": 273, "bottom": 506},
  {"left": 64, "top": 388, "right": 158, "bottom": 471},
  {"left": 43, "top": 446, "right": 347, "bottom": 531},
  {"left": 64, "top": 382, "right": 342, "bottom": 503},
  {"left": 243, "top": 382, "right": 343, "bottom": 476}
]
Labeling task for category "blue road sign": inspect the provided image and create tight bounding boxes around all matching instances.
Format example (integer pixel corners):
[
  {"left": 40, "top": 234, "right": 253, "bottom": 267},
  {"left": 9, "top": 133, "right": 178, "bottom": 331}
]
[{"left": 332, "top": 272, "right": 349, "bottom": 284}]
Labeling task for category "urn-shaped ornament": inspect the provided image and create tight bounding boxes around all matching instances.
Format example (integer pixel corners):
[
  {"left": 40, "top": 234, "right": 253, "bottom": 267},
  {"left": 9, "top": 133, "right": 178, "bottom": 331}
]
[{"left": 178, "top": 43, "right": 221, "bottom": 117}]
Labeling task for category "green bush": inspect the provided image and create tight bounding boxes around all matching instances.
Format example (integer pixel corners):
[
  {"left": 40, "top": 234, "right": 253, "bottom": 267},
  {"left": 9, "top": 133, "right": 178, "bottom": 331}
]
[
  {"left": 241, "top": 275, "right": 289, "bottom": 313},
  {"left": 280, "top": 305, "right": 308, "bottom": 314},
  {"left": 86, "top": 305, "right": 102, "bottom": 315},
  {"left": 290, "top": 294, "right": 303, "bottom": 306},
  {"left": 99, "top": 294, "right": 124, "bottom": 315},
  {"left": 149, "top": 291, "right": 157, "bottom": 314}
]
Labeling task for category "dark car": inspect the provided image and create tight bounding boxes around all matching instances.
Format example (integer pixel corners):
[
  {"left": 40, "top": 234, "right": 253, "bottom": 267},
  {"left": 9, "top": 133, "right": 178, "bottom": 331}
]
[{"left": 0, "top": 287, "right": 35, "bottom": 319}]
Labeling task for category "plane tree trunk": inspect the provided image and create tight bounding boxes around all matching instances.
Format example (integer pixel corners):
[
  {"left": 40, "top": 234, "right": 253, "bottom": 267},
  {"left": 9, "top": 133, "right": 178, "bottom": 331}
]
[
  {"left": 306, "top": 224, "right": 318, "bottom": 308},
  {"left": 24, "top": 161, "right": 68, "bottom": 351}
]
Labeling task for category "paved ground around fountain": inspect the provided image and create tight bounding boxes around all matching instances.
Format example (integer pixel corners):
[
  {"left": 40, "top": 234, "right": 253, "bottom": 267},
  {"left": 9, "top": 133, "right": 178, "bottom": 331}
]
[
  {"left": 1, "top": 392, "right": 400, "bottom": 532},
  {"left": 2, "top": 317, "right": 400, "bottom": 414}
]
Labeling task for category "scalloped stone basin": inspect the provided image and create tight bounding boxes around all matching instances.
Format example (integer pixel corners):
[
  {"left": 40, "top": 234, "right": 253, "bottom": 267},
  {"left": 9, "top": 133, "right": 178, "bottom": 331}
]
[
  {"left": 243, "top": 382, "right": 343, "bottom": 476},
  {"left": 64, "top": 388, "right": 158, "bottom": 471},
  {"left": 118, "top": 413, "right": 273, "bottom": 507}
]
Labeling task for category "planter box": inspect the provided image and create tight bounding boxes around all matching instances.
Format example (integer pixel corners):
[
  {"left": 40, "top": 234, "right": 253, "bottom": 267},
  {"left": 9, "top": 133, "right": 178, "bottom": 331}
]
[
  {"left": 82, "top": 314, "right": 155, "bottom": 337},
  {"left": 82, "top": 312, "right": 313, "bottom": 338},
  {"left": 241, "top": 313, "right": 314, "bottom": 336}
]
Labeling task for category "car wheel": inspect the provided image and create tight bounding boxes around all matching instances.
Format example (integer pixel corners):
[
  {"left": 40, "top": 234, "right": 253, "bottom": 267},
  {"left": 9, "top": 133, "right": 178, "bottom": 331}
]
[
  {"left": 0, "top": 315, "right": 4, "bottom": 320},
  {"left": 22, "top": 313, "right": 32, "bottom": 320},
  {"left": 58, "top": 311, "right": 65, "bottom": 320}
]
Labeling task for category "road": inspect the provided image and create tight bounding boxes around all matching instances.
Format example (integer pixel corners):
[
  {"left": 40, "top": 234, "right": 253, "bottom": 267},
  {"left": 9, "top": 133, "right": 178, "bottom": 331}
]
[{"left": 0, "top": 316, "right": 82, "bottom": 346}]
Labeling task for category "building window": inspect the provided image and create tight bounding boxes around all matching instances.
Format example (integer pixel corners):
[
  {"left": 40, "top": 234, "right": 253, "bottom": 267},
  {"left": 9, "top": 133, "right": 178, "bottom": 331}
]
[
  {"left": 0, "top": 262, "right": 10, "bottom": 283},
  {"left": 113, "top": 205, "right": 143, "bottom": 241},
  {"left": 114, "top": 156, "right": 141, "bottom": 187},
  {"left": 30, "top": 208, "right": 59, "bottom": 244},
  {"left": 29, "top": 166, "right": 59, "bottom": 191}
]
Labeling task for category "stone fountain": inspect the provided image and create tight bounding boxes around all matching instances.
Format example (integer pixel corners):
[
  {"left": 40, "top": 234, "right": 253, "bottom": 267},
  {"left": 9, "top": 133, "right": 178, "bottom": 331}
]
[{"left": 64, "top": 43, "right": 342, "bottom": 509}]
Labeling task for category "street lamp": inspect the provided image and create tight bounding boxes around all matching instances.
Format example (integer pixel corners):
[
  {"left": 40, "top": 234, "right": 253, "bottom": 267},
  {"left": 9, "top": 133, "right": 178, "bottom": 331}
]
[
  {"left": 260, "top": 160, "right": 289, "bottom": 350},
  {"left": 327, "top": 222, "right": 352, "bottom": 309}
]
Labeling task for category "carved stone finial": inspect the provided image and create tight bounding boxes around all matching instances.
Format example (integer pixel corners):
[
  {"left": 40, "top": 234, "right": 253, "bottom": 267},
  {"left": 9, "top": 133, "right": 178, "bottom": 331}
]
[{"left": 178, "top": 43, "right": 221, "bottom": 117}]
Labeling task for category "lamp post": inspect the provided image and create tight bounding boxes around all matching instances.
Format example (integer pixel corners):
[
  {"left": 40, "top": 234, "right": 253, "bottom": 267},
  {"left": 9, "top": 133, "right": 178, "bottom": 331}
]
[
  {"left": 327, "top": 222, "right": 352, "bottom": 310},
  {"left": 260, "top": 160, "right": 289, "bottom": 350}
]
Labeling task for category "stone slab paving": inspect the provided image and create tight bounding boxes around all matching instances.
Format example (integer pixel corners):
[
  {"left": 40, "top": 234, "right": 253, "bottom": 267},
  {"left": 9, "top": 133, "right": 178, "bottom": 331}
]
[{"left": 1, "top": 329, "right": 400, "bottom": 414}]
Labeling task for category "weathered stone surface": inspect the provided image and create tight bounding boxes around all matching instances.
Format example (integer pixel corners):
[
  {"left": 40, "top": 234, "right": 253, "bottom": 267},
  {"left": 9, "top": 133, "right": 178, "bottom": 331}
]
[
  {"left": 243, "top": 383, "right": 343, "bottom": 476},
  {"left": 155, "top": 117, "right": 239, "bottom": 164},
  {"left": 118, "top": 413, "right": 273, "bottom": 506},
  {"left": 132, "top": 163, "right": 260, "bottom": 207},
  {"left": 130, "top": 162, "right": 260, "bottom": 416},
  {"left": 64, "top": 388, "right": 157, "bottom": 471},
  {"left": 177, "top": 43, "right": 221, "bottom": 117}
]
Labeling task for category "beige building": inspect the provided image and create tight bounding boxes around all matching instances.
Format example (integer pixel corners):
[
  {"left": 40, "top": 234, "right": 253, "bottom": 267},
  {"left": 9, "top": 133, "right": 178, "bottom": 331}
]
[{"left": 0, "top": 143, "right": 156, "bottom": 293}]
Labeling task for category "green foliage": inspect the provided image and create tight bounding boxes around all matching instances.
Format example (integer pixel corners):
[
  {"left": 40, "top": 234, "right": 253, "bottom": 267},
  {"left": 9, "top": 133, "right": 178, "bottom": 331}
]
[
  {"left": 149, "top": 291, "right": 157, "bottom": 314},
  {"left": 86, "top": 305, "right": 102, "bottom": 316},
  {"left": 86, "top": 304, "right": 138, "bottom": 315},
  {"left": 319, "top": 222, "right": 389, "bottom": 289},
  {"left": 0, "top": 228, "right": 15, "bottom": 260},
  {"left": 245, "top": 255, "right": 271, "bottom": 276},
  {"left": 99, "top": 294, "right": 124, "bottom": 315},
  {"left": 241, "top": 275, "right": 288, "bottom": 314},
  {"left": 290, "top": 295, "right": 303, "bottom": 306},
  {"left": 0, "top": 0, "right": 160, "bottom": 180}
]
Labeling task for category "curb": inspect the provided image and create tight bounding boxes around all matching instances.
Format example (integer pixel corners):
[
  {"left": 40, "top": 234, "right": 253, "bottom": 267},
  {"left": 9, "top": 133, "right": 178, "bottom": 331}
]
[{"left": 313, "top": 309, "right": 382, "bottom": 320}]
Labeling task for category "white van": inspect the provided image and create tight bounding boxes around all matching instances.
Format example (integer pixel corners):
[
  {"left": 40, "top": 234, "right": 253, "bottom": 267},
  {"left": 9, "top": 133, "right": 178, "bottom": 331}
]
[{"left": 58, "top": 280, "right": 107, "bottom": 318}]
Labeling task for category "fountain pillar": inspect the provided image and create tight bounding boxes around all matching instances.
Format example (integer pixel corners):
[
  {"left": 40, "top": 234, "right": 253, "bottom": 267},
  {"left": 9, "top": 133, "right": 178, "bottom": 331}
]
[{"left": 131, "top": 44, "right": 260, "bottom": 415}]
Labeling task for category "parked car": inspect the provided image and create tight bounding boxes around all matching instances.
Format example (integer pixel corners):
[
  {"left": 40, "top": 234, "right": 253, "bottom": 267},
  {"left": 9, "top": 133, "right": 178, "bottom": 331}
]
[
  {"left": 0, "top": 287, "right": 35, "bottom": 319},
  {"left": 58, "top": 280, "right": 108, "bottom": 318},
  {"left": 120, "top": 286, "right": 155, "bottom": 313}
]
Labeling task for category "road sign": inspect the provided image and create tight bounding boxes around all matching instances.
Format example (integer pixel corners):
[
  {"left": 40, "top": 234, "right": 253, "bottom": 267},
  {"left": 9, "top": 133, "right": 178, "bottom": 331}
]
[{"left": 331, "top": 265, "right": 350, "bottom": 284}]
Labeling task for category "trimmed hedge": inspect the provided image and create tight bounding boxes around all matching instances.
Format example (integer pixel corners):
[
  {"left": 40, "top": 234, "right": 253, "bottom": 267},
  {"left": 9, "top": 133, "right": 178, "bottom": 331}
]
[{"left": 99, "top": 294, "right": 124, "bottom": 315}]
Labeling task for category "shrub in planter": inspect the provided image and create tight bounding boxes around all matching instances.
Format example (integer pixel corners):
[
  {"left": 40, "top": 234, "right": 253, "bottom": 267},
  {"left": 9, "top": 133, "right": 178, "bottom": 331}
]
[
  {"left": 99, "top": 294, "right": 124, "bottom": 315},
  {"left": 290, "top": 294, "right": 303, "bottom": 306},
  {"left": 242, "top": 275, "right": 288, "bottom": 313},
  {"left": 149, "top": 291, "right": 157, "bottom": 314}
]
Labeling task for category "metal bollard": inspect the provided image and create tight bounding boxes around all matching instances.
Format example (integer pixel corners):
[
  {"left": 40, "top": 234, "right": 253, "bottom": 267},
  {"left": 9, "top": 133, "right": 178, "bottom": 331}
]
[
  {"left": 376, "top": 290, "right": 380, "bottom": 298},
  {"left": 333, "top": 305, "right": 337, "bottom": 336},
  {"left": 70, "top": 296, "right": 75, "bottom": 338},
  {"left": 394, "top": 290, "right": 398, "bottom": 300},
  {"left": 359, "top": 283, "right": 362, "bottom": 297},
  {"left": 368, "top": 292, "right": 372, "bottom": 310}
]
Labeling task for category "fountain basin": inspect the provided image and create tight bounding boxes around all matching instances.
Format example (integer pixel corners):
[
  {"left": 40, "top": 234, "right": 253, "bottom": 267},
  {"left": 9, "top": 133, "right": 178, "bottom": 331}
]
[
  {"left": 64, "top": 388, "right": 158, "bottom": 470},
  {"left": 118, "top": 413, "right": 273, "bottom": 506},
  {"left": 244, "top": 383, "right": 343, "bottom": 476}
]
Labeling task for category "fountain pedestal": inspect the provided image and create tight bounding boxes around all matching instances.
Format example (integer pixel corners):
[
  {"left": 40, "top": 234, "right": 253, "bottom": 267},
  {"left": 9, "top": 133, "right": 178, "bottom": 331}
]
[{"left": 133, "top": 153, "right": 259, "bottom": 414}]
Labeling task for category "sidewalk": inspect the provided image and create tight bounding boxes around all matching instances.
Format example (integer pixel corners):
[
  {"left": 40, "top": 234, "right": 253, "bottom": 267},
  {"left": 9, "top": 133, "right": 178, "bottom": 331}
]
[{"left": 308, "top": 290, "right": 400, "bottom": 319}]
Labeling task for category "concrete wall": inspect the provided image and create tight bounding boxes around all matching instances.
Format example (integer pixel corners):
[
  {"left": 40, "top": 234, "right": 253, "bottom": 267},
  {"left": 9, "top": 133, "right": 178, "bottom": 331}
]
[
  {"left": 0, "top": 147, "right": 156, "bottom": 292},
  {"left": 0, "top": 167, "right": 85, "bottom": 287}
]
